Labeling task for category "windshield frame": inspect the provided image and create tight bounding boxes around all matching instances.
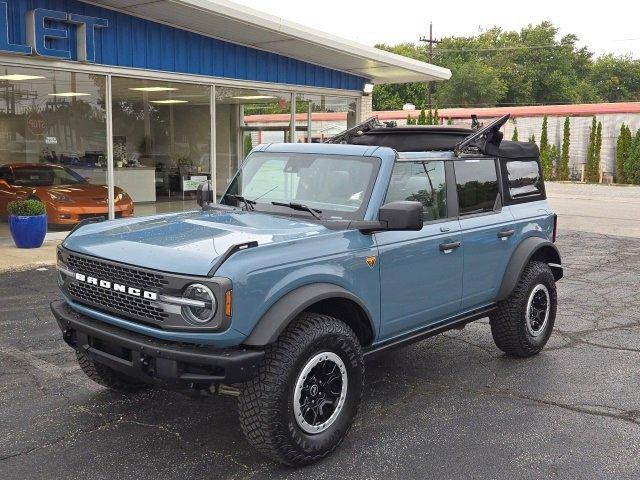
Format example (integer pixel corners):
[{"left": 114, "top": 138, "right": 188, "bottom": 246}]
[{"left": 221, "top": 151, "right": 382, "bottom": 222}]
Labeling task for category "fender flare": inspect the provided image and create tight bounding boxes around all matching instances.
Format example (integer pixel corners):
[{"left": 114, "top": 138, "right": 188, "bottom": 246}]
[
  {"left": 243, "top": 283, "right": 375, "bottom": 346},
  {"left": 496, "top": 237, "right": 562, "bottom": 302}
]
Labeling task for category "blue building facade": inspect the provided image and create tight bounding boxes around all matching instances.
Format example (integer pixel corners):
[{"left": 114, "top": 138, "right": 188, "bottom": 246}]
[{"left": 0, "top": 0, "right": 364, "bottom": 228}]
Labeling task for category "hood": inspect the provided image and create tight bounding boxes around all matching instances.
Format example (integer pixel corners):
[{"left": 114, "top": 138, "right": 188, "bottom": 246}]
[
  {"left": 62, "top": 210, "right": 331, "bottom": 276},
  {"left": 36, "top": 184, "right": 121, "bottom": 201}
]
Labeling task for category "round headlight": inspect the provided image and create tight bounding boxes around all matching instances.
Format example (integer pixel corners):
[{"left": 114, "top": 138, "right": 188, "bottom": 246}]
[{"left": 181, "top": 283, "right": 217, "bottom": 325}]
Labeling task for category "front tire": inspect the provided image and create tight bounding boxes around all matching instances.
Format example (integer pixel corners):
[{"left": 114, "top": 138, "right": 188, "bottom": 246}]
[
  {"left": 238, "top": 312, "right": 364, "bottom": 466},
  {"left": 490, "top": 261, "right": 557, "bottom": 357}
]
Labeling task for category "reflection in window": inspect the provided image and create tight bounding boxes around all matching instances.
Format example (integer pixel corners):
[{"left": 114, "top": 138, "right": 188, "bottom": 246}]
[
  {"left": 385, "top": 161, "right": 447, "bottom": 221},
  {"left": 455, "top": 159, "right": 500, "bottom": 215},
  {"left": 506, "top": 160, "right": 543, "bottom": 198},
  {"left": 295, "top": 94, "right": 358, "bottom": 143},
  {"left": 223, "top": 152, "right": 379, "bottom": 220}
]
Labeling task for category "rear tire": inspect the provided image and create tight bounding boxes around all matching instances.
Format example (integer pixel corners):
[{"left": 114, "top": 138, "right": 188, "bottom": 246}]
[
  {"left": 490, "top": 261, "right": 557, "bottom": 357},
  {"left": 238, "top": 312, "right": 364, "bottom": 466},
  {"left": 76, "top": 350, "right": 151, "bottom": 393}
]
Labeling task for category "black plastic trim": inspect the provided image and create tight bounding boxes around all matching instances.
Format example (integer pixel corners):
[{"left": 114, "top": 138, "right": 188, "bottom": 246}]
[
  {"left": 66, "top": 216, "right": 105, "bottom": 237},
  {"left": 496, "top": 237, "right": 562, "bottom": 301},
  {"left": 365, "top": 305, "right": 496, "bottom": 356},
  {"left": 51, "top": 300, "right": 263, "bottom": 385},
  {"left": 207, "top": 241, "right": 258, "bottom": 276},
  {"left": 243, "top": 283, "right": 375, "bottom": 346}
]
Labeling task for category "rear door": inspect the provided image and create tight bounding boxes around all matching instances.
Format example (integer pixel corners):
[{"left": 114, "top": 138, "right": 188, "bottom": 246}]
[
  {"left": 376, "top": 159, "right": 463, "bottom": 339},
  {"left": 454, "top": 158, "right": 517, "bottom": 309}
]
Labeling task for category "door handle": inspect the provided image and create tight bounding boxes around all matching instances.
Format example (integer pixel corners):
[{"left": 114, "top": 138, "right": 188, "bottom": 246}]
[
  {"left": 439, "top": 240, "right": 461, "bottom": 253},
  {"left": 497, "top": 229, "right": 515, "bottom": 239}
]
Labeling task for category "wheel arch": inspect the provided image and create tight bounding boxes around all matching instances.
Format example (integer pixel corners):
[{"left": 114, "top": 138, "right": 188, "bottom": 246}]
[
  {"left": 243, "top": 283, "right": 376, "bottom": 347},
  {"left": 496, "top": 237, "right": 563, "bottom": 302}
]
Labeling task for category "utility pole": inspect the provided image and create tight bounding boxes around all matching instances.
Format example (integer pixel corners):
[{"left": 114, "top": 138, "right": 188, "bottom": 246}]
[{"left": 419, "top": 22, "right": 439, "bottom": 110}]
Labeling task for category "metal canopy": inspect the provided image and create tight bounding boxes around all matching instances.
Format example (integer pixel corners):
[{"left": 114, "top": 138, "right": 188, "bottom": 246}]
[{"left": 85, "top": 0, "right": 452, "bottom": 85}]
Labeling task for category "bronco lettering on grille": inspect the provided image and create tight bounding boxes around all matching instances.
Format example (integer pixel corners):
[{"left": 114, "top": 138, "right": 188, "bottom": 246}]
[{"left": 74, "top": 273, "right": 158, "bottom": 300}]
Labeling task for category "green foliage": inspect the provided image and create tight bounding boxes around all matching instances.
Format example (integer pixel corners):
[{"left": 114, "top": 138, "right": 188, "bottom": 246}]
[
  {"left": 585, "top": 117, "right": 600, "bottom": 182},
  {"left": 433, "top": 108, "right": 439, "bottom": 125},
  {"left": 243, "top": 133, "right": 254, "bottom": 158},
  {"left": 511, "top": 124, "right": 519, "bottom": 141},
  {"left": 426, "top": 108, "right": 433, "bottom": 125},
  {"left": 417, "top": 107, "right": 427, "bottom": 125},
  {"left": 539, "top": 116, "right": 552, "bottom": 179},
  {"left": 615, "top": 124, "right": 632, "bottom": 183},
  {"left": 625, "top": 129, "right": 640, "bottom": 184},
  {"left": 528, "top": 133, "right": 536, "bottom": 144},
  {"left": 446, "top": 118, "right": 453, "bottom": 125},
  {"left": 558, "top": 117, "right": 571, "bottom": 181},
  {"left": 548, "top": 144, "right": 559, "bottom": 180},
  {"left": 373, "top": 22, "right": 640, "bottom": 110},
  {"left": 7, "top": 199, "right": 46, "bottom": 216}
]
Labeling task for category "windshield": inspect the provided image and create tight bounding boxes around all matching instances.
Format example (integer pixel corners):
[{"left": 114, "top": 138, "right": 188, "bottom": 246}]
[
  {"left": 223, "top": 152, "right": 381, "bottom": 220},
  {"left": 9, "top": 166, "right": 87, "bottom": 187}
]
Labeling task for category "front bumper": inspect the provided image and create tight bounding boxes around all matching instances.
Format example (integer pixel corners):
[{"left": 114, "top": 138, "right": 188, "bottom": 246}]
[{"left": 51, "top": 300, "right": 263, "bottom": 386}]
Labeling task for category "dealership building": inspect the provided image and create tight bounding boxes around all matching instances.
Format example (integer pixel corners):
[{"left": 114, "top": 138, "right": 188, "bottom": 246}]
[{"left": 0, "top": 0, "right": 449, "bottom": 228}]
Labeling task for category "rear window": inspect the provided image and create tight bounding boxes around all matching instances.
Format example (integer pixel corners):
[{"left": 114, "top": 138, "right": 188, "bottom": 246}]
[
  {"left": 454, "top": 159, "right": 500, "bottom": 215},
  {"left": 504, "top": 160, "right": 543, "bottom": 199}
]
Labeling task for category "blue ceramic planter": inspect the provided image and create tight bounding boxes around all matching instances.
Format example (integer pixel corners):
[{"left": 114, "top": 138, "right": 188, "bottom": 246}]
[{"left": 9, "top": 214, "right": 48, "bottom": 249}]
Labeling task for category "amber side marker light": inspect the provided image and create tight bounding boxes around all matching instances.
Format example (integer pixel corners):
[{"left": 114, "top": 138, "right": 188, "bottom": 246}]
[{"left": 225, "top": 290, "right": 233, "bottom": 316}]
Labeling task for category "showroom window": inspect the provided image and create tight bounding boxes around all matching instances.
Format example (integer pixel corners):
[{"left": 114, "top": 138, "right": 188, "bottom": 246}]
[
  {"left": 215, "top": 87, "right": 292, "bottom": 193},
  {"left": 0, "top": 65, "right": 108, "bottom": 232},
  {"left": 295, "top": 94, "right": 357, "bottom": 143},
  {"left": 110, "top": 78, "right": 211, "bottom": 217}
]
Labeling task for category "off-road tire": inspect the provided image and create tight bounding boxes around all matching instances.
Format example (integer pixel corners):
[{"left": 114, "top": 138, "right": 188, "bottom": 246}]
[
  {"left": 490, "top": 260, "right": 557, "bottom": 357},
  {"left": 76, "top": 350, "right": 151, "bottom": 393},
  {"left": 238, "top": 312, "right": 364, "bottom": 466}
]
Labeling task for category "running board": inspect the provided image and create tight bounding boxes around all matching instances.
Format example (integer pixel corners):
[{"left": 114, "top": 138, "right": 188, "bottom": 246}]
[{"left": 364, "top": 305, "right": 496, "bottom": 357}]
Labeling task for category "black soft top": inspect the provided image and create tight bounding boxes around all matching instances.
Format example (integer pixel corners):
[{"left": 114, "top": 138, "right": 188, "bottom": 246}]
[{"left": 344, "top": 116, "right": 539, "bottom": 161}]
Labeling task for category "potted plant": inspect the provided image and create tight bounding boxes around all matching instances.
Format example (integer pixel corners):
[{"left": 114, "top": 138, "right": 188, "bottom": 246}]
[{"left": 7, "top": 199, "right": 48, "bottom": 249}]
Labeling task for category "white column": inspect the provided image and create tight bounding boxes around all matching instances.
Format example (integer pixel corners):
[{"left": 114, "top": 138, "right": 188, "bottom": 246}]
[
  {"left": 210, "top": 85, "right": 217, "bottom": 199},
  {"left": 105, "top": 74, "right": 115, "bottom": 220}
]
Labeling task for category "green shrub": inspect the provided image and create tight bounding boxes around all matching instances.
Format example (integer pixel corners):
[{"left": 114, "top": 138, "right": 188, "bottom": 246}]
[
  {"left": 7, "top": 199, "right": 47, "bottom": 216},
  {"left": 558, "top": 117, "right": 571, "bottom": 181}
]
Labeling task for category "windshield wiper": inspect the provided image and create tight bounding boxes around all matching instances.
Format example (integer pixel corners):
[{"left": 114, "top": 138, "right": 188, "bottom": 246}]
[
  {"left": 271, "top": 201, "right": 323, "bottom": 220},
  {"left": 223, "top": 194, "right": 255, "bottom": 211}
]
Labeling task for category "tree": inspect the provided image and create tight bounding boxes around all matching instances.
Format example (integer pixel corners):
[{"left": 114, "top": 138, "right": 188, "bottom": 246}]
[
  {"left": 417, "top": 107, "right": 427, "bottom": 125},
  {"left": 433, "top": 108, "right": 439, "bottom": 125},
  {"left": 558, "top": 117, "right": 571, "bottom": 181},
  {"left": 539, "top": 116, "right": 552, "bottom": 179},
  {"left": 446, "top": 118, "right": 453, "bottom": 125},
  {"left": 626, "top": 129, "right": 640, "bottom": 184},
  {"left": 595, "top": 121, "right": 603, "bottom": 178},
  {"left": 548, "top": 144, "right": 560, "bottom": 180},
  {"left": 511, "top": 120, "right": 519, "bottom": 141},
  {"left": 528, "top": 133, "right": 536, "bottom": 144},
  {"left": 585, "top": 117, "right": 599, "bottom": 182},
  {"left": 616, "top": 124, "right": 632, "bottom": 183},
  {"left": 434, "top": 59, "right": 507, "bottom": 107},
  {"left": 426, "top": 109, "right": 433, "bottom": 125}
]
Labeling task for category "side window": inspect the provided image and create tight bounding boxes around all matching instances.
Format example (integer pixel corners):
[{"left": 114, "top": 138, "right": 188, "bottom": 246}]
[
  {"left": 504, "top": 160, "right": 543, "bottom": 199},
  {"left": 385, "top": 161, "right": 447, "bottom": 222},
  {"left": 454, "top": 159, "right": 500, "bottom": 215}
]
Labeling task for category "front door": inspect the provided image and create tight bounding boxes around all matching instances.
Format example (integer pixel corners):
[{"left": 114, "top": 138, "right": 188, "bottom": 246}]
[{"left": 376, "top": 160, "right": 463, "bottom": 340}]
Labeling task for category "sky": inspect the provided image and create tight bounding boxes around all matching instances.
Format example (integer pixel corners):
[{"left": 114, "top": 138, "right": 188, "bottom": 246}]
[{"left": 230, "top": 0, "right": 640, "bottom": 59}]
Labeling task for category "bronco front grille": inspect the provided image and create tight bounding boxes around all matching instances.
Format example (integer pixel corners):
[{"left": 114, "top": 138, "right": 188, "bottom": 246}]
[
  {"left": 67, "top": 254, "right": 168, "bottom": 290},
  {"left": 68, "top": 281, "right": 168, "bottom": 323}
]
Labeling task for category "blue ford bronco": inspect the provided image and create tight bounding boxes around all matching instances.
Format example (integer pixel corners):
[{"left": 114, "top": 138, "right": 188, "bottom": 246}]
[{"left": 51, "top": 114, "right": 562, "bottom": 465}]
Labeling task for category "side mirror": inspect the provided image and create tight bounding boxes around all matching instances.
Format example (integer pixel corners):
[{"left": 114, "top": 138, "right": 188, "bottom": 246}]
[
  {"left": 378, "top": 201, "right": 423, "bottom": 231},
  {"left": 196, "top": 180, "right": 214, "bottom": 208}
]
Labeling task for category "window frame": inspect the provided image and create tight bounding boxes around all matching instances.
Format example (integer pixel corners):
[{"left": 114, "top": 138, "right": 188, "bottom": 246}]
[{"left": 451, "top": 157, "right": 504, "bottom": 219}]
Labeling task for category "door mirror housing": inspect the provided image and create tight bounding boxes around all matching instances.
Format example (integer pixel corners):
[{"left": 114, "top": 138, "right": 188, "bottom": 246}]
[
  {"left": 379, "top": 201, "right": 423, "bottom": 231},
  {"left": 355, "top": 201, "right": 424, "bottom": 233},
  {"left": 196, "top": 180, "right": 214, "bottom": 207}
]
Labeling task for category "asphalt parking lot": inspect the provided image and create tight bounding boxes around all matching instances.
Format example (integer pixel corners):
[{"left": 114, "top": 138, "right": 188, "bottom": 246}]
[{"left": 1, "top": 229, "right": 639, "bottom": 480}]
